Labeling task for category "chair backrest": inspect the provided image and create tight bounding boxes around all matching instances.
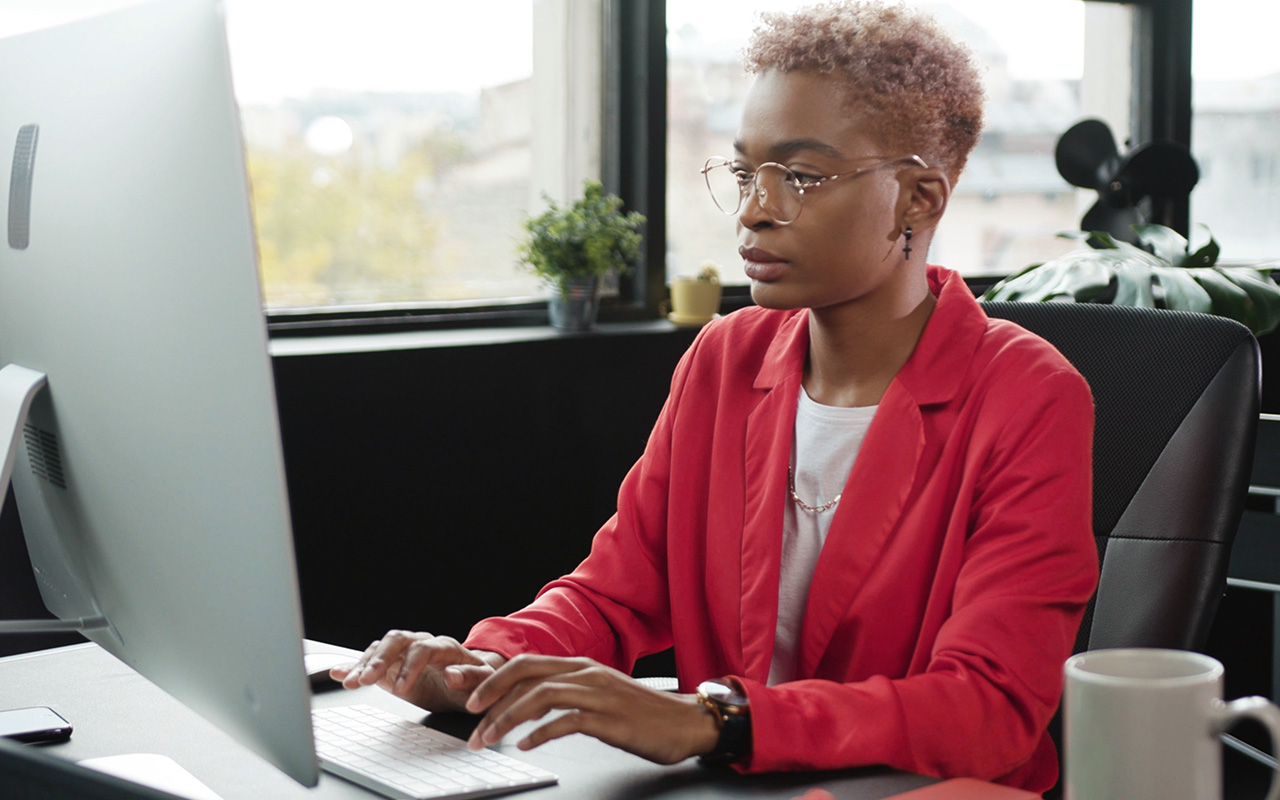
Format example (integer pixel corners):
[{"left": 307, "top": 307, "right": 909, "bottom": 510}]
[{"left": 981, "top": 302, "right": 1260, "bottom": 653}]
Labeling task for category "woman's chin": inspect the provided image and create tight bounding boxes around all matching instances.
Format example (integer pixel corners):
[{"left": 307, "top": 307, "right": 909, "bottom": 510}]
[{"left": 749, "top": 280, "right": 805, "bottom": 310}]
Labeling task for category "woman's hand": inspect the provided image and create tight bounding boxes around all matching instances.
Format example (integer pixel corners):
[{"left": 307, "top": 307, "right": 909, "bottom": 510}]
[
  {"left": 463, "top": 654, "right": 721, "bottom": 765},
  {"left": 331, "top": 630, "right": 506, "bottom": 712}
]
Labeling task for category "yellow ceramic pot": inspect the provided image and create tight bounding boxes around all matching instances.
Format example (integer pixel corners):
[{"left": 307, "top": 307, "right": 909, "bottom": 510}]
[{"left": 668, "top": 277, "right": 722, "bottom": 327}]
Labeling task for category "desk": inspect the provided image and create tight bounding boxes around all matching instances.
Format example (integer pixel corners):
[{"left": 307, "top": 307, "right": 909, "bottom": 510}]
[{"left": 0, "top": 643, "right": 939, "bottom": 800}]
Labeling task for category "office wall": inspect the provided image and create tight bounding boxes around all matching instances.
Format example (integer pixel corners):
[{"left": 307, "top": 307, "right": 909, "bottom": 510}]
[{"left": 273, "top": 327, "right": 698, "bottom": 660}]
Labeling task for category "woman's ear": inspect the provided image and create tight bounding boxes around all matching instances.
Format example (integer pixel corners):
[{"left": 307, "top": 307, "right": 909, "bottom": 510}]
[{"left": 899, "top": 165, "right": 950, "bottom": 233}]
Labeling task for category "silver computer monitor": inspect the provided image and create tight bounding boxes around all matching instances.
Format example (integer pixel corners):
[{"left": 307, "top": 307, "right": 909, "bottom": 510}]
[{"left": 0, "top": 0, "right": 317, "bottom": 787}]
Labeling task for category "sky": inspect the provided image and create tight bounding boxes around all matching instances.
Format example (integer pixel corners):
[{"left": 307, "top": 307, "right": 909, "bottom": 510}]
[
  {"left": 0, "top": 0, "right": 534, "bottom": 101},
  {"left": 0, "top": 0, "right": 1276, "bottom": 102}
]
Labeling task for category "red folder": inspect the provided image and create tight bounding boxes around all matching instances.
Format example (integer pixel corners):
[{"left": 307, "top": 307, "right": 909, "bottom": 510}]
[{"left": 886, "top": 777, "right": 1041, "bottom": 799}]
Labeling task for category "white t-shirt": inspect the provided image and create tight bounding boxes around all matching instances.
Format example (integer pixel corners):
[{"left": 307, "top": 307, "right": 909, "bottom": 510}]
[{"left": 767, "top": 387, "right": 877, "bottom": 686}]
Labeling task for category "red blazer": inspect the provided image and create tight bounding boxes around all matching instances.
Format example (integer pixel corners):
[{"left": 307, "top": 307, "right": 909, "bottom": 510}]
[{"left": 466, "top": 267, "right": 1097, "bottom": 792}]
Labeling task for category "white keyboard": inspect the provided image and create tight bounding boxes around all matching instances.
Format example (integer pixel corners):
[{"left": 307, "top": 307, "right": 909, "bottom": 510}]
[{"left": 312, "top": 704, "right": 558, "bottom": 800}]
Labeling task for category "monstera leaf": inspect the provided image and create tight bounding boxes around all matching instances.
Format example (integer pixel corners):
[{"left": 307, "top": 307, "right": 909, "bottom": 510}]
[{"left": 980, "top": 224, "right": 1280, "bottom": 336}]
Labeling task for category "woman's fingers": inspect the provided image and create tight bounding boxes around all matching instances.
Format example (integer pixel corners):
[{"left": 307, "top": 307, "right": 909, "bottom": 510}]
[
  {"left": 444, "top": 663, "right": 494, "bottom": 691},
  {"left": 392, "top": 635, "right": 483, "bottom": 693},
  {"left": 465, "top": 662, "right": 719, "bottom": 765},
  {"left": 339, "top": 632, "right": 413, "bottom": 689},
  {"left": 334, "top": 630, "right": 497, "bottom": 712},
  {"left": 466, "top": 654, "right": 597, "bottom": 713},
  {"left": 470, "top": 678, "right": 609, "bottom": 748},
  {"left": 515, "top": 708, "right": 603, "bottom": 750},
  {"left": 343, "top": 647, "right": 717, "bottom": 764}
]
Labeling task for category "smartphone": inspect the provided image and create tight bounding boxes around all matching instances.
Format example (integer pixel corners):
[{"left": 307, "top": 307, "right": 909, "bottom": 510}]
[{"left": 0, "top": 706, "right": 73, "bottom": 744}]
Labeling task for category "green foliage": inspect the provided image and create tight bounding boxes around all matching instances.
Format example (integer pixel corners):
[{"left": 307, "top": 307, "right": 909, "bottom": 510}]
[
  {"left": 517, "top": 180, "right": 646, "bottom": 296},
  {"left": 248, "top": 137, "right": 462, "bottom": 307},
  {"left": 980, "top": 224, "right": 1280, "bottom": 335}
]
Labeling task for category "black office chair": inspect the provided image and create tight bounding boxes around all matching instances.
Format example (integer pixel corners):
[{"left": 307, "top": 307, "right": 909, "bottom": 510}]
[{"left": 981, "top": 302, "right": 1259, "bottom": 654}]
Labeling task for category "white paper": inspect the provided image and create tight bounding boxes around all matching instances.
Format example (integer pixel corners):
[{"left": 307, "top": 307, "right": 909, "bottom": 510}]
[{"left": 79, "top": 753, "right": 224, "bottom": 800}]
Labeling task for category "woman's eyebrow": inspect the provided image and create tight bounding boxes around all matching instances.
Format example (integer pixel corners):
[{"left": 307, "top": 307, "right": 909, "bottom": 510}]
[{"left": 732, "top": 138, "right": 845, "bottom": 160}]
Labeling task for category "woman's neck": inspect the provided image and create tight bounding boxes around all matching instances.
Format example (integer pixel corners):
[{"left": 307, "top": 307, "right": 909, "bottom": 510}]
[{"left": 803, "top": 283, "right": 936, "bottom": 408}]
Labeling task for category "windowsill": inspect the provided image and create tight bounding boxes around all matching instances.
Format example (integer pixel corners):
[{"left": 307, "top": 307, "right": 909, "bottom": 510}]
[
  {"left": 268, "top": 318, "right": 697, "bottom": 357},
  {"left": 265, "top": 279, "right": 1013, "bottom": 358}
]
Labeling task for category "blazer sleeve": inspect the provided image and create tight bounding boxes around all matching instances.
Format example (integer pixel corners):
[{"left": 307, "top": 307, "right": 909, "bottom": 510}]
[
  {"left": 462, "top": 330, "right": 705, "bottom": 671},
  {"left": 736, "top": 366, "right": 1097, "bottom": 784}
]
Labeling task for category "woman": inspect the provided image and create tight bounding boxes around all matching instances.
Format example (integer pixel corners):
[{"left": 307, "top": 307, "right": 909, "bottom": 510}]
[{"left": 336, "top": 2, "right": 1097, "bottom": 792}]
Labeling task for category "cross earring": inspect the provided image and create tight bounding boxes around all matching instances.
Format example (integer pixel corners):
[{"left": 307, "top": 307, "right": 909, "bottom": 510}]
[{"left": 902, "top": 226, "right": 914, "bottom": 259}]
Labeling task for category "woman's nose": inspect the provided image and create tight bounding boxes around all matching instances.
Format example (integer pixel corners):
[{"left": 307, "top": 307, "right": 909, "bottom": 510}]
[{"left": 737, "top": 178, "right": 774, "bottom": 229}]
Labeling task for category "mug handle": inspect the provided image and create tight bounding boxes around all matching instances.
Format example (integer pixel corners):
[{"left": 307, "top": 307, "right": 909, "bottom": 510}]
[{"left": 1215, "top": 696, "right": 1280, "bottom": 800}]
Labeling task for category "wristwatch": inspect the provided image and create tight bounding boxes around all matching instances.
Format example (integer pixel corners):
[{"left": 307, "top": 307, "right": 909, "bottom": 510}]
[{"left": 695, "top": 678, "right": 752, "bottom": 764}]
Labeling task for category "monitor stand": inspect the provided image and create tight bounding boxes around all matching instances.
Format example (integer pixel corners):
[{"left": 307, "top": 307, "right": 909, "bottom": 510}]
[{"left": 0, "top": 363, "right": 107, "bottom": 635}]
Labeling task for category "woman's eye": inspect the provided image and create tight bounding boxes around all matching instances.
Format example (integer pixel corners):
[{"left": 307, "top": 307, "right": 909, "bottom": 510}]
[
  {"left": 731, "top": 169, "right": 754, "bottom": 186},
  {"left": 790, "top": 172, "right": 824, "bottom": 187}
]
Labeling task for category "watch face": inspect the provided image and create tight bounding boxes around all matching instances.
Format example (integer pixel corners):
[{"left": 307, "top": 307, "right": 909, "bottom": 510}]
[{"left": 698, "top": 680, "right": 749, "bottom": 711}]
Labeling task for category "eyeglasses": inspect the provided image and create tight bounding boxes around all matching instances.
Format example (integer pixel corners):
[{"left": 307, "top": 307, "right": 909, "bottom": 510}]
[{"left": 700, "top": 154, "right": 927, "bottom": 225}]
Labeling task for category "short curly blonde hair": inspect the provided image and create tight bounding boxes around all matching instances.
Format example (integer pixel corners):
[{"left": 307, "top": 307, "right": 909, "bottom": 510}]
[{"left": 743, "top": 1, "right": 985, "bottom": 183}]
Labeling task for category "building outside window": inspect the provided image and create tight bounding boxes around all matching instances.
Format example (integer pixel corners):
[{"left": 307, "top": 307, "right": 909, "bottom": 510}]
[
  {"left": 1190, "top": 0, "right": 1280, "bottom": 264},
  {"left": 226, "top": 0, "right": 602, "bottom": 314}
]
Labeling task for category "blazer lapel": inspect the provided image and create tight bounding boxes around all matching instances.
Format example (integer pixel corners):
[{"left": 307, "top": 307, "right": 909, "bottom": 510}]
[
  {"left": 797, "top": 385, "right": 924, "bottom": 675},
  {"left": 738, "top": 312, "right": 807, "bottom": 682}
]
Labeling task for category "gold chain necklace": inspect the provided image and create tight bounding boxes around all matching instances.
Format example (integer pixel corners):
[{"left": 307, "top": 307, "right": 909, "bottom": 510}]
[{"left": 787, "top": 464, "right": 841, "bottom": 513}]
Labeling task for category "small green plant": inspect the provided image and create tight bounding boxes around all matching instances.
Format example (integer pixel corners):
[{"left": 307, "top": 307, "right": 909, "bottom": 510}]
[
  {"left": 695, "top": 261, "right": 721, "bottom": 283},
  {"left": 517, "top": 180, "right": 646, "bottom": 296},
  {"left": 981, "top": 224, "right": 1280, "bottom": 335}
]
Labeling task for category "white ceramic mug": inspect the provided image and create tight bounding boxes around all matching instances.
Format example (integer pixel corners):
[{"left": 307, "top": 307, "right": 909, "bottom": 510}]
[{"left": 1064, "top": 648, "right": 1280, "bottom": 800}]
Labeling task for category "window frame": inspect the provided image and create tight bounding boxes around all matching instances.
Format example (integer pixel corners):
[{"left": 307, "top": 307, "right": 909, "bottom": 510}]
[
  {"left": 1128, "top": 0, "right": 1194, "bottom": 233},
  {"left": 267, "top": 0, "right": 669, "bottom": 336}
]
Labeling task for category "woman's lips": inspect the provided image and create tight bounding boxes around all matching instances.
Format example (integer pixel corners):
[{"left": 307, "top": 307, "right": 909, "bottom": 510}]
[{"left": 740, "top": 247, "right": 789, "bottom": 282}]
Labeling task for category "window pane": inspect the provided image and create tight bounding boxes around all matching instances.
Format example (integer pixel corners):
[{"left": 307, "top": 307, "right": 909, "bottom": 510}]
[
  {"left": 225, "top": 1, "right": 554, "bottom": 312},
  {"left": 1191, "top": 0, "right": 1280, "bottom": 262},
  {"left": 667, "top": 1, "right": 1131, "bottom": 283},
  {"left": 0, "top": 0, "right": 604, "bottom": 313}
]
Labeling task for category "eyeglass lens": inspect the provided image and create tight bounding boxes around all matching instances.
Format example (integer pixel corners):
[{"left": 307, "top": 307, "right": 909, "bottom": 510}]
[{"left": 704, "top": 162, "right": 804, "bottom": 223}]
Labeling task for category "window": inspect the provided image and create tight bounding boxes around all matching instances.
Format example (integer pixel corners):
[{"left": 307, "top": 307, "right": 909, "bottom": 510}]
[
  {"left": 225, "top": 1, "right": 603, "bottom": 314},
  {"left": 0, "top": 0, "right": 605, "bottom": 317},
  {"left": 666, "top": 0, "right": 1135, "bottom": 283},
  {"left": 1190, "top": 0, "right": 1280, "bottom": 262},
  {"left": 10, "top": 1, "right": 1226, "bottom": 320}
]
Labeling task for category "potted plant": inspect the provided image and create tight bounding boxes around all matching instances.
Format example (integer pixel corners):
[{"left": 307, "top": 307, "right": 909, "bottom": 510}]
[
  {"left": 668, "top": 261, "right": 723, "bottom": 327},
  {"left": 517, "top": 180, "right": 646, "bottom": 331},
  {"left": 980, "top": 224, "right": 1280, "bottom": 336}
]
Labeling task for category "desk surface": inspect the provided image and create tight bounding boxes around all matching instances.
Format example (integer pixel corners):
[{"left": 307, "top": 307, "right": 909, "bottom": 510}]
[{"left": 0, "top": 643, "right": 939, "bottom": 800}]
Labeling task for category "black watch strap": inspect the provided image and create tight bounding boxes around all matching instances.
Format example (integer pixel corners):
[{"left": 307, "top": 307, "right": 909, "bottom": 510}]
[
  {"left": 696, "top": 679, "right": 752, "bottom": 765},
  {"left": 701, "top": 708, "right": 751, "bottom": 764}
]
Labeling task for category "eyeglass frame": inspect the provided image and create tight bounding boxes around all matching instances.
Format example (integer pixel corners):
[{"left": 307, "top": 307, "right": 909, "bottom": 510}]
[{"left": 700, "top": 154, "right": 928, "bottom": 226}]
